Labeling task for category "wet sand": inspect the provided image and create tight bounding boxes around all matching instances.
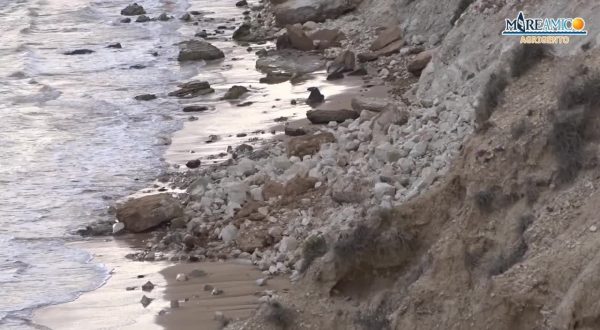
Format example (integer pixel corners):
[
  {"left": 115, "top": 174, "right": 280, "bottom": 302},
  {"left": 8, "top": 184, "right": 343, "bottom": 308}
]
[{"left": 34, "top": 238, "right": 288, "bottom": 330}]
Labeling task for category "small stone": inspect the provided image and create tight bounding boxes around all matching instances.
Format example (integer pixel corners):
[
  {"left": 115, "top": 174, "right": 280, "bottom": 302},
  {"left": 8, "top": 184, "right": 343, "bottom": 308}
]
[
  {"left": 107, "top": 42, "right": 122, "bottom": 49},
  {"left": 141, "top": 281, "right": 155, "bottom": 292},
  {"left": 136, "top": 15, "right": 151, "bottom": 23},
  {"left": 170, "top": 300, "right": 180, "bottom": 308},
  {"left": 140, "top": 295, "right": 153, "bottom": 308},
  {"left": 126, "top": 286, "right": 136, "bottom": 291},
  {"left": 256, "top": 278, "right": 268, "bottom": 286},
  {"left": 211, "top": 288, "right": 224, "bottom": 296},
  {"left": 186, "top": 159, "right": 201, "bottom": 169},
  {"left": 176, "top": 273, "right": 188, "bottom": 282},
  {"left": 134, "top": 94, "right": 157, "bottom": 101},
  {"left": 112, "top": 222, "right": 125, "bottom": 234},
  {"left": 590, "top": 225, "right": 598, "bottom": 232},
  {"left": 203, "top": 284, "right": 214, "bottom": 291}
]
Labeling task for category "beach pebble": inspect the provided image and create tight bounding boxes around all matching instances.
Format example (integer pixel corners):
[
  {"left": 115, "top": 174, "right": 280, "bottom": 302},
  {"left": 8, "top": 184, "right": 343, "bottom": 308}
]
[
  {"left": 126, "top": 286, "right": 136, "bottom": 291},
  {"left": 211, "top": 288, "right": 224, "bottom": 296},
  {"left": 203, "top": 284, "right": 214, "bottom": 291},
  {"left": 256, "top": 278, "right": 268, "bottom": 286},
  {"left": 140, "top": 295, "right": 154, "bottom": 308},
  {"left": 141, "top": 281, "right": 155, "bottom": 292},
  {"left": 590, "top": 225, "right": 597, "bottom": 232},
  {"left": 112, "top": 222, "right": 125, "bottom": 234},
  {"left": 176, "top": 273, "right": 188, "bottom": 282}
]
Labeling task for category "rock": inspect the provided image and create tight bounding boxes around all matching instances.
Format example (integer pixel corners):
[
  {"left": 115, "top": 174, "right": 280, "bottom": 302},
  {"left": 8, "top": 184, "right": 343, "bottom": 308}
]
[
  {"left": 236, "top": 226, "right": 269, "bottom": 252},
  {"left": 135, "top": 94, "right": 157, "bottom": 101},
  {"left": 180, "top": 13, "right": 192, "bottom": 21},
  {"left": 370, "top": 26, "right": 402, "bottom": 51},
  {"left": 306, "top": 109, "right": 359, "bottom": 124},
  {"left": 374, "top": 39, "right": 404, "bottom": 57},
  {"left": 590, "top": 225, "right": 598, "bottom": 232},
  {"left": 279, "top": 236, "right": 298, "bottom": 253},
  {"left": 140, "top": 295, "right": 153, "bottom": 308},
  {"left": 186, "top": 159, "right": 201, "bottom": 169},
  {"left": 285, "top": 25, "right": 314, "bottom": 51},
  {"left": 326, "top": 71, "right": 344, "bottom": 80},
  {"left": 219, "top": 224, "right": 238, "bottom": 243},
  {"left": 142, "top": 281, "right": 155, "bottom": 292},
  {"left": 285, "top": 175, "right": 317, "bottom": 196},
  {"left": 357, "top": 52, "right": 378, "bottom": 62},
  {"left": 116, "top": 194, "right": 184, "bottom": 233},
  {"left": 211, "top": 288, "right": 224, "bottom": 296},
  {"left": 64, "top": 49, "right": 94, "bottom": 55},
  {"left": 169, "top": 81, "right": 214, "bottom": 98},
  {"left": 135, "top": 15, "right": 151, "bottom": 23},
  {"left": 274, "top": 0, "right": 361, "bottom": 26},
  {"left": 234, "top": 143, "right": 254, "bottom": 155},
  {"left": 206, "top": 135, "right": 219, "bottom": 143},
  {"left": 112, "top": 222, "right": 125, "bottom": 234},
  {"left": 256, "top": 278, "right": 268, "bottom": 286},
  {"left": 176, "top": 273, "right": 188, "bottom": 282},
  {"left": 183, "top": 234, "right": 196, "bottom": 249},
  {"left": 121, "top": 3, "right": 146, "bottom": 16},
  {"left": 236, "top": 0, "right": 248, "bottom": 6},
  {"left": 178, "top": 40, "right": 225, "bottom": 61},
  {"left": 327, "top": 50, "right": 355, "bottom": 75},
  {"left": 157, "top": 13, "right": 171, "bottom": 21},
  {"left": 286, "top": 132, "right": 335, "bottom": 158},
  {"left": 284, "top": 127, "right": 306, "bottom": 136},
  {"left": 309, "top": 28, "right": 345, "bottom": 49},
  {"left": 170, "top": 300, "right": 180, "bottom": 308},
  {"left": 306, "top": 87, "right": 324, "bottom": 105},
  {"left": 107, "top": 43, "right": 122, "bottom": 49},
  {"left": 196, "top": 30, "right": 208, "bottom": 38},
  {"left": 407, "top": 49, "right": 434, "bottom": 76},
  {"left": 232, "top": 23, "right": 252, "bottom": 41},
  {"left": 183, "top": 105, "right": 210, "bottom": 112},
  {"left": 203, "top": 284, "right": 214, "bottom": 291},
  {"left": 222, "top": 85, "right": 249, "bottom": 100},
  {"left": 351, "top": 97, "right": 390, "bottom": 113},
  {"left": 374, "top": 182, "right": 396, "bottom": 199},
  {"left": 126, "top": 286, "right": 136, "bottom": 291},
  {"left": 348, "top": 67, "right": 367, "bottom": 76},
  {"left": 263, "top": 180, "right": 285, "bottom": 200}
]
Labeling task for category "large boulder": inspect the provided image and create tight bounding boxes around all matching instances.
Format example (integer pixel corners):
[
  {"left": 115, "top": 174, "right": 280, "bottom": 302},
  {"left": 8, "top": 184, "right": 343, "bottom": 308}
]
[
  {"left": 116, "top": 194, "right": 184, "bottom": 232},
  {"left": 327, "top": 50, "right": 355, "bottom": 74},
  {"left": 285, "top": 25, "right": 315, "bottom": 51},
  {"left": 222, "top": 85, "right": 249, "bottom": 100},
  {"left": 121, "top": 3, "right": 146, "bottom": 16},
  {"left": 286, "top": 132, "right": 335, "bottom": 157},
  {"left": 306, "top": 109, "right": 359, "bottom": 124},
  {"left": 273, "top": 0, "right": 362, "bottom": 26},
  {"left": 370, "top": 26, "right": 402, "bottom": 51},
  {"left": 178, "top": 40, "right": 225, "bottom": 61}
]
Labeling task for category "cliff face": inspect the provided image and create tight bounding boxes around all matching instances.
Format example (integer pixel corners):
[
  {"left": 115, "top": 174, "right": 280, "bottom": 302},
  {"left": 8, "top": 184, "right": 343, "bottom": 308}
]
[{"left": 231, "top": 1, "right": 600, "bottom": 329}]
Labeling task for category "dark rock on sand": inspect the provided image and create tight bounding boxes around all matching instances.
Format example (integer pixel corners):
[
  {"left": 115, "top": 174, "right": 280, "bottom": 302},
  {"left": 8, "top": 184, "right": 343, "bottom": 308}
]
[
  {"left": 195, "top": 30, "right": 208, "bottom": 38},
  {"left": 107, "top": 43, "right": 122, "bottom": 49},
  {"left": 129, "top": 64, "right": 146, "bottom": 69},
  {"left": 157, "top": 13, "right": 171, "bottom": 21},
  {"left": 142, "top": 281, "right": 155, "bottom": 292},
  {"left": 232, "top": 23, "right": 252, "bottom": 41},
  {"left": 121, "top": 18, "right": 132, "bottom": 23},
  {"left": 190, "top": 10, "right": 202, "bottom": 16},
  {"left": 180, "top": 13, "right": 192, "bottom": 21},
  {"left": 183, "top": 105, "right": 210, "bottom": 112},
  {"left": 235, "top": 143, "right": 254, "bottom": 155},
  {"left": 326, "top": 71, "right": 344, "bottom": 80},
  {"left": 328, "top": 50, "right": 355, "bottom": 74},
  {"left": 121, "top": 3, "right": 146, "bottom": 16},
  {"left": 206, "top": 135, "right": 219, "bottom": 143},
  {"left": 236, "top": 101, "right": 253, "bottom": 107},
  {"left": 186, "top": 159, "right": 201, "bottom": 169},
  {"left": 178, "top": 40, "right": 225, "bottom": 61},
  {"left": 135, "top": 15, "right": 151, "bottom": 23},
  {"left": 306, "top": 87, "right": 324, "bottom": 105},
  {"left": 134, "top": 94, "right": 157, "bottom": 101},
  {"left": 116, "top": 194, "right": 184, "bottom": 233},
  {"left": 140, "top": 295, "right": 153, "bottom": 308},
  {"left": 169, "top": 81, "right": 215, "bottom": 98},
  {"left": 235, "top": 0, "right": 248, "bottom": 6},
  {"left": 64, "top": 49, "right": 94, "bottom": 55},
  {"left": 222, "top": 85, "right": 249, "bottom": 100},
  {"left": 274, "top": 116, "right": 288, "bottom": 122},
  {"left": 284, "top": 126, "right": 306, "bottom": 136},
  {"left": 306, "top": 109, "right": 359, "bottom": 124}
]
